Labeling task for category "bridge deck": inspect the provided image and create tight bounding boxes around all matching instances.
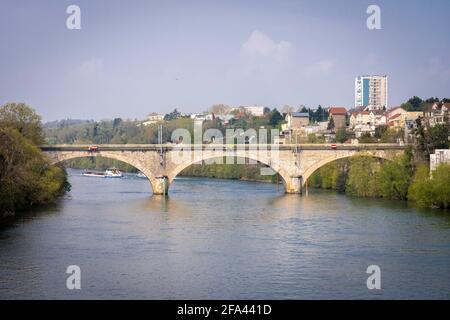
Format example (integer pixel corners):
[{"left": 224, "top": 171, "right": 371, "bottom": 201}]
[{"left": 40, "top": 143, "right": 407, "bottom": 152}]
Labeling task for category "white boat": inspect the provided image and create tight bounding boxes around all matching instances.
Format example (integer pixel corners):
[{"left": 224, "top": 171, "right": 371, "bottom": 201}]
[
  {"left": 105, "top": 168, "right": 123, "bottom": 178},
  {"left": 82, "top": 171, "right": 106, "bottom": 178},
  {"left": 136, "top": 172, "right": 147, "bottom": 178}
]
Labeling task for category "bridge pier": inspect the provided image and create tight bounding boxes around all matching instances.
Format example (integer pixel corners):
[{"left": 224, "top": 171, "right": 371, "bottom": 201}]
[
  {"left": 285, "top": 176, "right": 302, "bottom": 194},
  {"left": 152, "top": 176, "right": 169, "bottom": 195}
]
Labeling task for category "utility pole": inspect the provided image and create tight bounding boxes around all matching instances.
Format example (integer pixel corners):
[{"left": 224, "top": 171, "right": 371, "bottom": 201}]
[
  {"left": 294, "top": 133, "right": 305, "bottom": 196},
  {"left": 158, "top": 125, "right": 164, "bottom": 167}
]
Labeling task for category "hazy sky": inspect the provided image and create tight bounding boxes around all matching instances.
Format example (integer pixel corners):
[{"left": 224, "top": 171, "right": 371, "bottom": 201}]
[{"left": 1, "top": 0, "right": 449, "bottom": 121}]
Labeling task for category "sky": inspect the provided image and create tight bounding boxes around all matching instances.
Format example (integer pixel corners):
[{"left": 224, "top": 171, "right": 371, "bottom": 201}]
[{"left": 1, "top": 0, "right": 449, "bottom": 121}]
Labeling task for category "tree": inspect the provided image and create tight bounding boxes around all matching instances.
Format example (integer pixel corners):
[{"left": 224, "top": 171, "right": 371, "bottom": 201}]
[
  {"left": 401, "top": 96, "right": 424, "bottom": 111},
  {"left": 359, "top": 132, "right": 375, "bottom": 143},
  {"left": 0, "top": 127, "right": 69, "bottom": 214},
  {"left": 377, "top": 126, "right": 403, "bottom": 143},
  {"left": 164, "top": 108, "right": 181, "bottom": 121},
  {"left": 345, "top": 156, "right": 380, "bottom": 197},
  {"left": 327, "top": 117, "right": 335, "bottom": 131},
  {"left": 407, "top": 163, "right": 450, "bottom": 209},
  {"left": 335, "top": 128, "right": 348, "bottom": 143},
  {"left": 431, "top": 163, "right": 450, "bottom": 208},
  {"left": 315, "top": 105, "right": 327, "bottom": 122},
  {"left": 112, "top": 118, "right": 123, "bottom": 128},
  {"left": 298, "top": 105, "right": 308, "bottom": 113},
  {"left": 269, "top": 109, "right": 284, "bottom": 126},
  {"left": 375, "top": 125, "right": 388, "bottom": 139},
  {"left": 425, "top": 97, "right": 440, "bottom": 103},
  {"left": 311, "top": 159, "right": 347, "bottom": 192},
  {"left": 407, "top": 164, "right": 433, "bottom": 208},
  {"left": 0, "top": 103, "right": 45, "bottom": 144},
  {"left": 377, "top": 151, "right": 414, "bottom": 200},
  {"left": 429, "top": 124, "right": 449, "bottom": 150},
  {"left": 413, "top": 120, "right": 449, "bottom": 160}
]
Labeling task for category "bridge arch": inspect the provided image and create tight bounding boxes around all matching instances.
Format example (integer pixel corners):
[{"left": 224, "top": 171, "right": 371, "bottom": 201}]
[
  {"left": 167, "top": 153, "right": 292, "bottom": 192},
  {"left": 45, "top": 151, "right": 158, "bottom": 192},
  {"left": 300, "top": 151, "right": 397, "bottom": 187}
]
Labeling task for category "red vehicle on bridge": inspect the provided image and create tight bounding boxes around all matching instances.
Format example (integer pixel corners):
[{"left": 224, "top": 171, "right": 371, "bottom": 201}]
[
  {"left": 88, "top": 145, "right": 99, "bottom": 152},
  {"left": 330, "top": 144, "right": 337, "bottom": 150}
]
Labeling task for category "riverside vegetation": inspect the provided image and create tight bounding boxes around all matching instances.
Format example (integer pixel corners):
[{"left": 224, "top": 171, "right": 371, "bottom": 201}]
[
  {"left": 310, "top": 149, "right": 450, "bottom": 209},
  {"left": 0, "top": 103, "right": 70, "bottom": 221}
]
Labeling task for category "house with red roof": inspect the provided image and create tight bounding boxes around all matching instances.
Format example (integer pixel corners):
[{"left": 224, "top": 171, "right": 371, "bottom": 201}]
[{"left": 328, "top": 107, "right": 347, "bottom": 129}]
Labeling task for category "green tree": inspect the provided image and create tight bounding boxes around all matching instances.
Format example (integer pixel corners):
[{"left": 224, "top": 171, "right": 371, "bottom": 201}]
[
  {"left": 0, "top": 127, "right": 69, "bottom": 214},
  {"left": 408, "top": 163, "right": 450, "bottom": 209},
  {"left": 413, "top": 120, "right": 449, "bottom": 160},
  {"left": 335, "top": 128, "right": 348, "bottom": 143},
  {"left": 269, "top": 109, "right": 283, "bottom": 126},
  {"left": 377, "top": 151, "right": 414, "bottom": 200},
  {"left": 429, "top": 124, "right": 449, "bottom": 150},
  {"left": 359, "top": 132, "right": 375, "bottom": 143},
  {"left": 345, "top": 156, "right": 380, "bottom": 197},
  {"left": 314, "top": 105, "right": 328, "bottom": 122},
  {"left": 327, "top": 117, "right": 335, "bottom": 131},
  {"left": 298, "top": 105, "right": 308, "bottom": 113},
  {"left": 425, "top": 97, "right": 440, "bottom": 103},
  {"left": 309, "top": 159, "right": 347, "bottom": 192},
  {"left": 164, "top": 108, "right": 181, "bottom": 121},
  {"left": 431, "top": 163, "right": 450, "bottom": 208},
  {"left": 407, "top": 164, "right": 434, "bottom": 208},
  {"left": 0, "top": 103, "right": 45, "bottom": 144},
  {"left": 401, "top": 96, "right": 424, "bottom": 111}
]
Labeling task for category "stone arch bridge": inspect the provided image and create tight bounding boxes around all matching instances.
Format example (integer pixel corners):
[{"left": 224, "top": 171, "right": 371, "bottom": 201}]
[{"left": 40, "top": 144, "right": 406, "bottom": 195}]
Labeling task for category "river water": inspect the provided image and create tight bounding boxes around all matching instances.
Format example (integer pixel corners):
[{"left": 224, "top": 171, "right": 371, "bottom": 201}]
[{"left": 0, "top": 169, "right": 449, "bottom": 299}]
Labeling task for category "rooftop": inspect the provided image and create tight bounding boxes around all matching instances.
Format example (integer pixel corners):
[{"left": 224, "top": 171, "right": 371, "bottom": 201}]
[
  {"left": 329, "top": 107, "right": 347, "bottom": 115},
  {"left": 291, "top": 112, "right": 309, "bottom": 118}
]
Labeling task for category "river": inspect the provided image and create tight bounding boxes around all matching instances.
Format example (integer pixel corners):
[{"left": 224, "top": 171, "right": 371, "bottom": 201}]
[{"left": 0, "top": 169, "right": 449, "bottom": 299}]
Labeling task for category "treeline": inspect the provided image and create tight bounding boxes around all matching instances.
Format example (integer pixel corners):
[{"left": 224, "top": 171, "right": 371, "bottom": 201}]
[
  {"left": 310, "top": 151, "right": 450, "bottom": 209},
  {"left": 0, "top": 103, "right": 70, "bottom": 219},
  {"left": 299, "top": 105, "right": 329, "bottom": 122},
  {"left": 400, "top": 96, "right": 450, "bottom": 111}
]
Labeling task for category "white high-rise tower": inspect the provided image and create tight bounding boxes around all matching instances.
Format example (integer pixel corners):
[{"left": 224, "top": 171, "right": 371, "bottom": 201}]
[{"left": 355, "top": 75, "right": 388, "bottom": 110}]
